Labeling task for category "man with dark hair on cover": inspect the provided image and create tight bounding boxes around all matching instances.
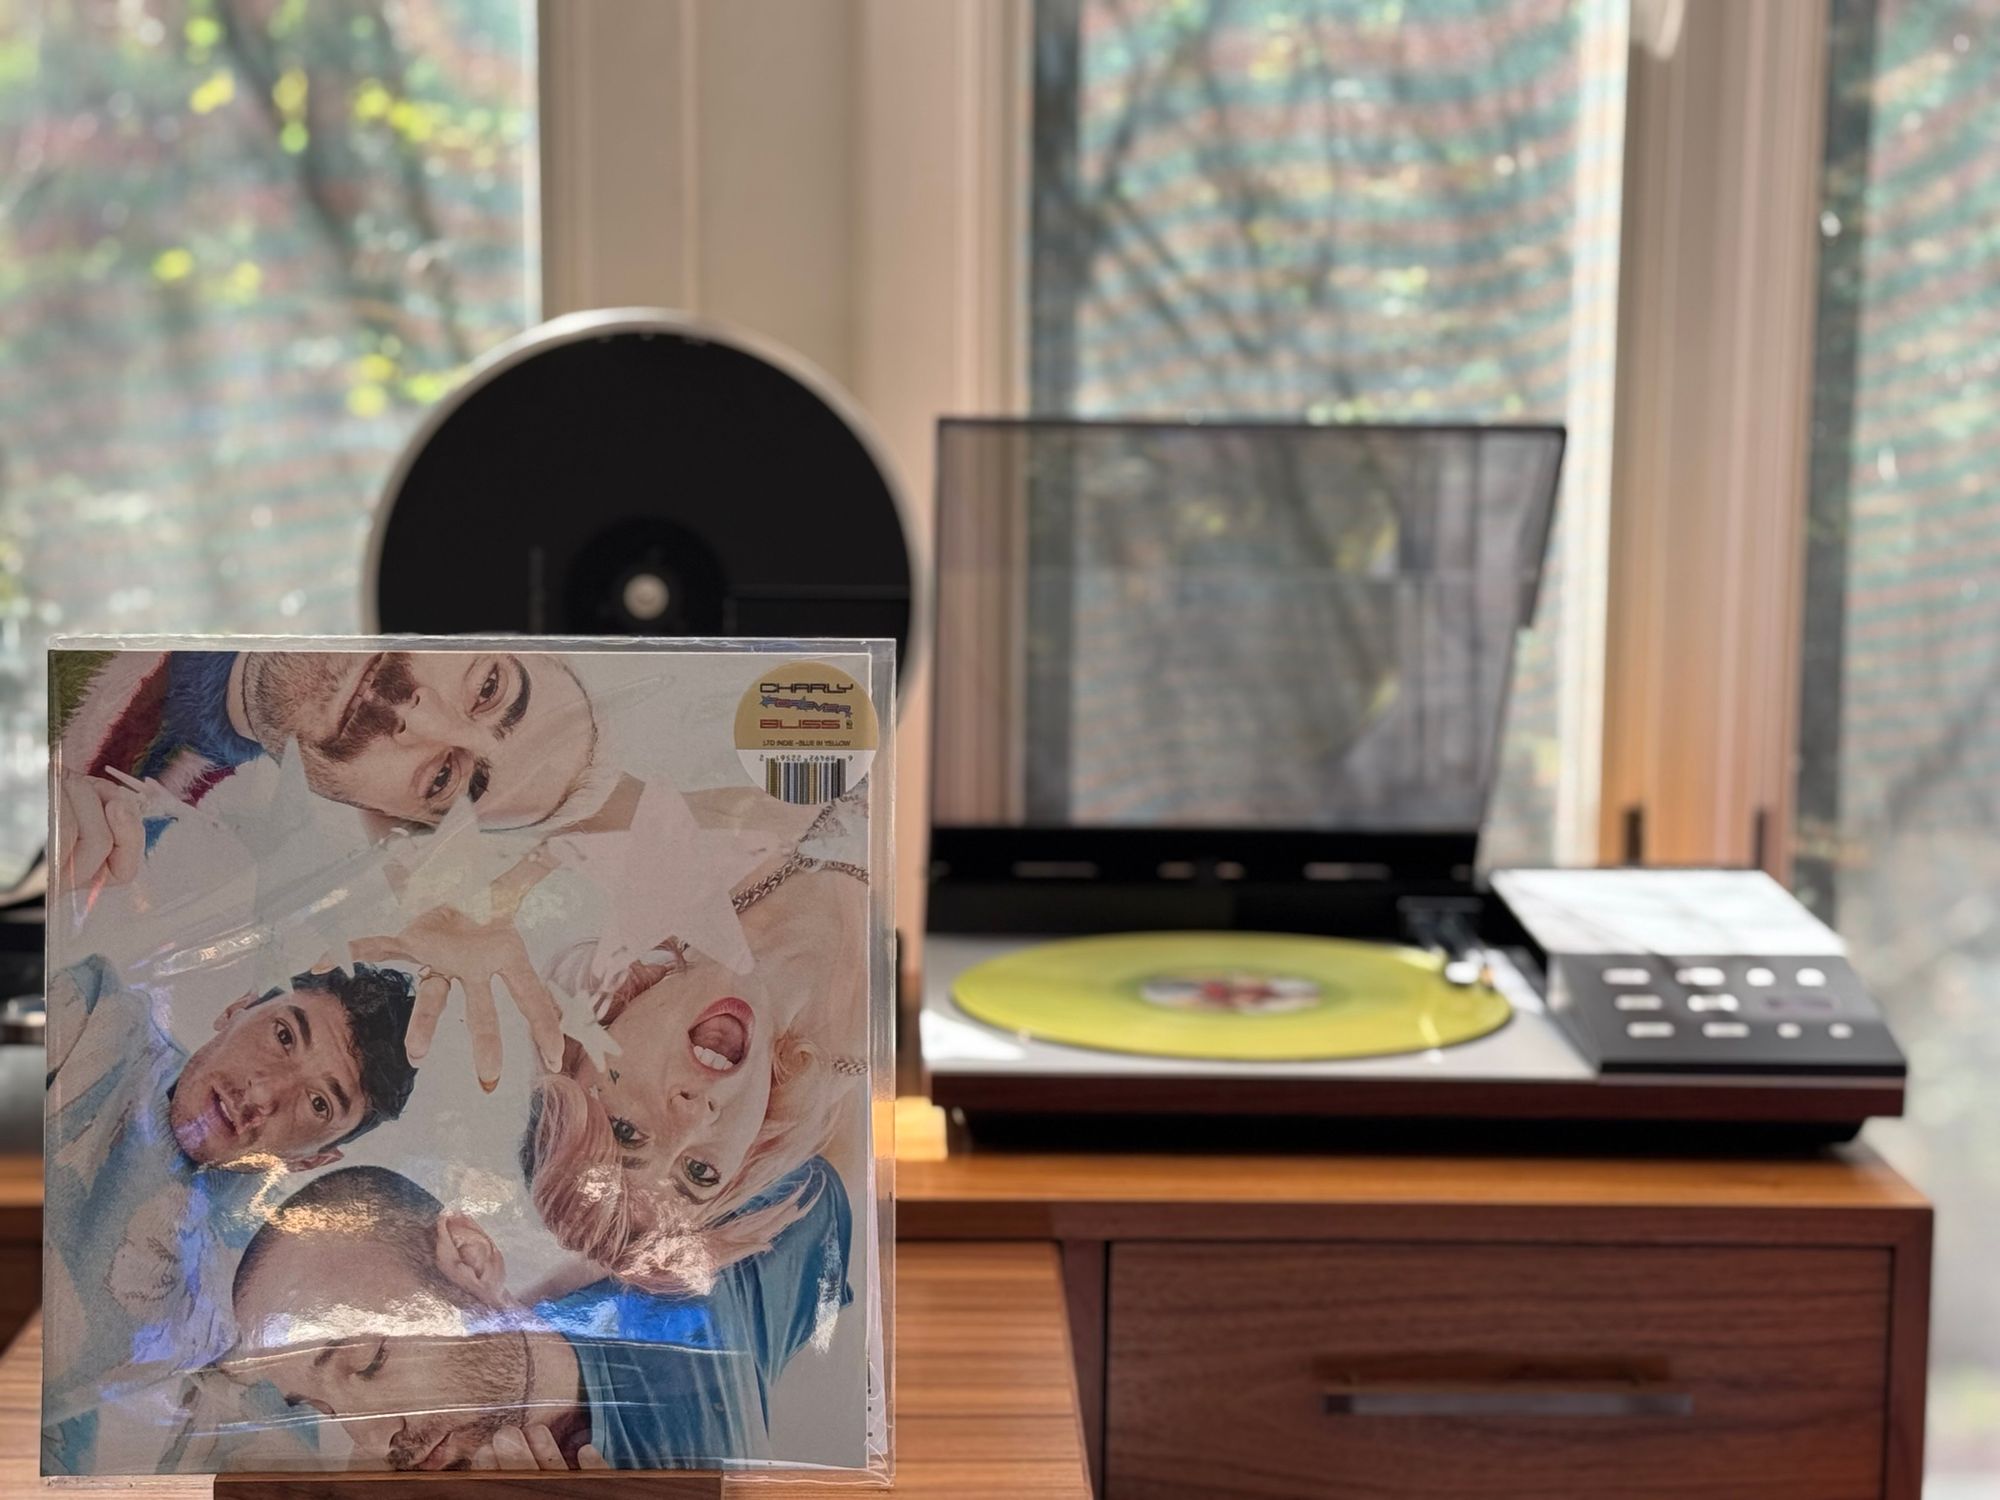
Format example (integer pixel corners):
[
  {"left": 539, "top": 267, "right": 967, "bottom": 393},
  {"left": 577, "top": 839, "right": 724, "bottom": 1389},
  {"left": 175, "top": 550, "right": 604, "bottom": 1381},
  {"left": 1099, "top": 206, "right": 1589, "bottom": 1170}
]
[
  {"left": 52, "top": 648, "right": 600, "bottom": 888},
  {"left": 42, "top": 957, "right": 420, "bottom": 1473},
  {"left": 222, "top": 1158, "right": 852, "bottom": 1472}
]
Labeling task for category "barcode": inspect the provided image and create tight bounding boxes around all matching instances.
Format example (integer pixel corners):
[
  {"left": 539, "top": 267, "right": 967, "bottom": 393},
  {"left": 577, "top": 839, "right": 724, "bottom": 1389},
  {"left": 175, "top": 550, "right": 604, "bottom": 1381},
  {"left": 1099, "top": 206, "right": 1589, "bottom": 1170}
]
[{"left": 766, "top": 755, "right": 846, "bottom": 805}]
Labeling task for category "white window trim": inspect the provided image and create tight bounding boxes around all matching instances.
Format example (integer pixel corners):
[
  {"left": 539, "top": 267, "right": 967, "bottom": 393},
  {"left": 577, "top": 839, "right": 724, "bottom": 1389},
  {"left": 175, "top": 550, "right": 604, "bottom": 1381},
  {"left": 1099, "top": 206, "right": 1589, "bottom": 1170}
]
[
  {"left": 536, "top": 0, "right": 1030, "bottom": 952},
  {"left": 537, "top": 0, "right": 699, "bottom": 317},
  {"left": 1600, "top": 0, "right": 1830, "bottom": 873},
  {"left": 1548, "top": 0, "right": 1633, "bottom": 865},
  {"left": 851, "top": 0, "right": 1031, "bottom": 953}
]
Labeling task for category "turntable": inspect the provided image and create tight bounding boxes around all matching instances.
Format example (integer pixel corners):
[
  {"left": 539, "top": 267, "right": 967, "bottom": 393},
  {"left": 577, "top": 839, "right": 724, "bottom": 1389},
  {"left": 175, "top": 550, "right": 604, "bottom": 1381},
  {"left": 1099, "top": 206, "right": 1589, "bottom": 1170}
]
[{"left": 918, "top": 419, "right": 1905, "bottom": 1142}]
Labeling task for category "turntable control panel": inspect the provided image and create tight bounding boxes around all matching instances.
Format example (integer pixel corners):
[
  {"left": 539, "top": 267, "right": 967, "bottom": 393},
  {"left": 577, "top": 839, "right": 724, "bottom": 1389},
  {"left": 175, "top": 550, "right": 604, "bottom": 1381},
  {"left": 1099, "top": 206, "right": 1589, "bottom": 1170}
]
[
  {"left": 1486, "top": 867, "right": 1907, "bottom": 1079},
  {"left": 1541, "top": 952, "right": 1904, "bottom": 1075}
]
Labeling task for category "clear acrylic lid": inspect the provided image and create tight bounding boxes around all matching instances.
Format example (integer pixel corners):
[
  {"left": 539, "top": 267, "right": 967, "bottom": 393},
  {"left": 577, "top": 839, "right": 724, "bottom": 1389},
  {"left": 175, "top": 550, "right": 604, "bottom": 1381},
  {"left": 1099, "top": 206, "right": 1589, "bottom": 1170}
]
[{"left": 931, "top": 419, "right": 1563, "bottom": 840}]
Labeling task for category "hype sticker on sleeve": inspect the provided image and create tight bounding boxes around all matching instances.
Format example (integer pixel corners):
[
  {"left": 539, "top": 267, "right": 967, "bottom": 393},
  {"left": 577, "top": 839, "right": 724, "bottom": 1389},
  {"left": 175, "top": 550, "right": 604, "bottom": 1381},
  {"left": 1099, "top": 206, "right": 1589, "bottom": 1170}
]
[{"left": 736, "top": 661, "right": 879, "bottom": 804}]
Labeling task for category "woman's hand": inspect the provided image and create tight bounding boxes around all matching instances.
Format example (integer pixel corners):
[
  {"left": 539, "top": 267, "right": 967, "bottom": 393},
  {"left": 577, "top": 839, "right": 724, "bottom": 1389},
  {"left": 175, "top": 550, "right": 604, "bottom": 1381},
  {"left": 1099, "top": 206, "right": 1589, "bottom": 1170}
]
[
  {"left": 472, "top": 1424, "right": 608, "bottom": 1470},
  {"left": 349, "top": 902, "right": 565, "bottom": 1090},
  {"left": 55, "top": 772, "right": 145, "bottom": 890}
]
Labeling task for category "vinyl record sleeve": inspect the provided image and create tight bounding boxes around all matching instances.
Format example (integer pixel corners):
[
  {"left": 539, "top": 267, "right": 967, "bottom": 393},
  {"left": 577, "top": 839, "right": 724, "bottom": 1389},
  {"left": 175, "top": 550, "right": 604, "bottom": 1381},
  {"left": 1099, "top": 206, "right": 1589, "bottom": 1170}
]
[{"left": 43, "top": 637, "right": 895, "bottom": 1481}]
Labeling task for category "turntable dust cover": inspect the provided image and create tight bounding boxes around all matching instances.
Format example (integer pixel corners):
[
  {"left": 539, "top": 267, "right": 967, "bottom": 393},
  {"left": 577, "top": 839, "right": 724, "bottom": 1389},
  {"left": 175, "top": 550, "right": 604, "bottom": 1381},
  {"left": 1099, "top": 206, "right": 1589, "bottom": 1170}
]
[{"left": 43, "top": 639, "right": 893, "bottom": 1477}]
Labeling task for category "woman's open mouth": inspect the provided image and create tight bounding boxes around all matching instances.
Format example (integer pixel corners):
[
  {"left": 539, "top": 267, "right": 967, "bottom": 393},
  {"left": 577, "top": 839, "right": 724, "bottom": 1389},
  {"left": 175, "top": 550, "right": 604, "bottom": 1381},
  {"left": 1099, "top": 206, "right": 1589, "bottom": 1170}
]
[{"left": 687, "top": 996, "right": 753, "bottom": 1073}]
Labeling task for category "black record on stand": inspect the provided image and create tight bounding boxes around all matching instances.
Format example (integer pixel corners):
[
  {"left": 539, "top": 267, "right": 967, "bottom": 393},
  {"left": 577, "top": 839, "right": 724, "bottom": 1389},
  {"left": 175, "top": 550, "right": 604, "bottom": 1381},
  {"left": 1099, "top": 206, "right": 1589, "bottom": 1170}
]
[{"left": 366, "top": 310, "right": 920, "bottom": 676}]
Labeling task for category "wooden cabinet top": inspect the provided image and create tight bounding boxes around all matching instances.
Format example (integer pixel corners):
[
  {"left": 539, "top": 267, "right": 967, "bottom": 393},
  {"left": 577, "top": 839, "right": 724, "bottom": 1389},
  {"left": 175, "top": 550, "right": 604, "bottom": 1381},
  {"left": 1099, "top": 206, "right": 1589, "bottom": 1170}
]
[
  {"left": 893, "top": 1101, "right": 1930, "bottom": 1244},
  {"left": 4, "top": 1100, "right": 1931, "bottom": 1223}
]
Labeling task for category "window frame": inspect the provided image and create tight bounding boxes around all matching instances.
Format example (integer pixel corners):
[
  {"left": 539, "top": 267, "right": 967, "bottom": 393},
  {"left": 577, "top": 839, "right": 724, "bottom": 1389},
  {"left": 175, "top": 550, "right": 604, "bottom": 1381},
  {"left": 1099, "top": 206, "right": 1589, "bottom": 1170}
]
[
  {"left": 1600, "top": 0, "right": 1831, "bottom": 876},
  {"left": 534, "top": 0, "right": 1831, "bottom": 878},
  {"left": 535, "top": 0, "right": 1031, "bottom": 953},
  {"left": 536, "top": 0, "right": 703, "bottom": 318}
]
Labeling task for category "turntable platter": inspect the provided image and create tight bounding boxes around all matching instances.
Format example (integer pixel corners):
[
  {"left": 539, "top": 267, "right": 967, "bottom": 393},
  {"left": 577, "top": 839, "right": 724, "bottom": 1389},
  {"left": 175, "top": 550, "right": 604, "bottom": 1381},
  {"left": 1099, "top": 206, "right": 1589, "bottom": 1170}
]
[{"left": 952, "top": 931, "right": 1511, "bottom": 1063}]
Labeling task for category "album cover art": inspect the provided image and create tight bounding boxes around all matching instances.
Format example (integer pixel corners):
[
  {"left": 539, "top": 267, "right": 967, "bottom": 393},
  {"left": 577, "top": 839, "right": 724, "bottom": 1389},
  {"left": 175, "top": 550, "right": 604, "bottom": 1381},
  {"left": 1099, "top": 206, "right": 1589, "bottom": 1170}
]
[{"left": 43, "top": 639, "right": 891, "bottom": 1477}]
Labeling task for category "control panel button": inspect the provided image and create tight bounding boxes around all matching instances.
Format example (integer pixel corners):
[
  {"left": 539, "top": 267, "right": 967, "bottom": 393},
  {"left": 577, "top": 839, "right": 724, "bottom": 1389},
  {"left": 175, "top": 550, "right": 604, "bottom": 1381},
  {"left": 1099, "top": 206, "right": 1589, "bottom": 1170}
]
[
  {"left": 1675, "top": 965, "right": 1726, "bottom": 987},
  {"left": 1796, "top": 966, "right": 1828, "bottom": 987},
  {"left": 1603, "top": 966, "right": 1653, "bottom": 986},
  {"left": 1702, "top": 1021, "right": 1750, "bottom": 1039},
  {"left": 1777, "top": 1022, "right": 1803, "bottom": 1039},
  {"left": 1828, "top": 1022, "right": 1854, "bottom": 1040},
  {"left": 1626, "top": 1021, "right": 1676, "bottom": 1039},
  {"left": 1687, "top": 993, "right": 1740, "bottom": 1012},
  {"left": 1745, "top": 966, "right": 1776, "bottom": 987},
  {"left": 1614, "top": 993, "right": 1664, "bottom": 1012}
]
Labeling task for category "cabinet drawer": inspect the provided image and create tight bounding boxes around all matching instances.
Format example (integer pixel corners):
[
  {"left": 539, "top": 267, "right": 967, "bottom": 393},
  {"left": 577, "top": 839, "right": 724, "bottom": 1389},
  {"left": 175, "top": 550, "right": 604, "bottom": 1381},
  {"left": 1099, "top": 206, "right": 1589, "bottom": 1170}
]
[{"left": 1106, "top": 1242, "right": 1890, "bottom": 1500}]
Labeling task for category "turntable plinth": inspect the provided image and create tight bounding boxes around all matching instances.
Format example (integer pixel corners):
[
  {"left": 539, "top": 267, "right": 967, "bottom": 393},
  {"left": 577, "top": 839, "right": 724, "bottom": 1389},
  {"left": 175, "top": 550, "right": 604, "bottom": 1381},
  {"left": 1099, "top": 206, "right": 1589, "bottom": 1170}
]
[{"left": 899, "top": 1118, "right": 1931, "bottom": 1500}]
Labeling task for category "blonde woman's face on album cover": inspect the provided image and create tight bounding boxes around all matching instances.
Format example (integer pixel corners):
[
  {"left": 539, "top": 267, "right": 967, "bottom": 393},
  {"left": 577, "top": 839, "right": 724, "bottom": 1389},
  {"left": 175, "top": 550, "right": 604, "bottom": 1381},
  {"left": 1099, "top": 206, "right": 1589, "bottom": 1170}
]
[{"left": 579, "top": 969, "right": 778, "bottom": 1203}]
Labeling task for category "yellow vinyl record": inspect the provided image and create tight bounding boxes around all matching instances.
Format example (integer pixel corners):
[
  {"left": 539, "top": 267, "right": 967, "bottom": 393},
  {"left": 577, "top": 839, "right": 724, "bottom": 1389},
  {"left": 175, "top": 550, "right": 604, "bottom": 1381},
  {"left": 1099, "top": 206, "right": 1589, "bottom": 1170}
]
[{"left": 952, "top": 931, "right": 1511, "bottom": 1062}]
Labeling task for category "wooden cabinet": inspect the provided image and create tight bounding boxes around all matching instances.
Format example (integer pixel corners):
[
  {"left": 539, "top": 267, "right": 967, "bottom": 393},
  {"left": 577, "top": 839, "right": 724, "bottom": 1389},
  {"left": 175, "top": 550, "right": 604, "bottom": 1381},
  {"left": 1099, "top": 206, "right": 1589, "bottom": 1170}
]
[
  {"left": 901, "top": 1136, "right": 1932, "bottom": 1500},
  {"left": 0, "top": 1159, "right": 33, "bottom": 1354},
  {"left": 1107, "top": 1243, "right": 1890, "bottom": 1499},
  {"left": 0, "top": 1248, "right": 32, "bottom": 1354}
]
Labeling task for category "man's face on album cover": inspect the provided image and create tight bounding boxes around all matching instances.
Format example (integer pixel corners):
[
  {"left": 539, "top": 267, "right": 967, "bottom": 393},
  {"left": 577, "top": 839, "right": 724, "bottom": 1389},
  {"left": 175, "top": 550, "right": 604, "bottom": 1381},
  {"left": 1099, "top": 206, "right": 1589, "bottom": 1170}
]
[
  {"left": 241, "top": 651, "right": 594, "bottom": 829},
  {"left": 227, "top": 1221, "right": 534, "bottom": 1471},
  {"left": 169, "top": 989, "right": 366, "bottom": 1171}
]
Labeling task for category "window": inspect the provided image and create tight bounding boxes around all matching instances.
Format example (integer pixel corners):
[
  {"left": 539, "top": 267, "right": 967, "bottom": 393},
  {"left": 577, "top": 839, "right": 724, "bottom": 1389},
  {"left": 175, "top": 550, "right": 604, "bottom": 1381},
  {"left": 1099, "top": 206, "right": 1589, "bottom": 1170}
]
[
  {"left": 1028, "top": 0, "right": 1628, "bottom": 865},
  {"left": 0, "top": 0, "right": 537, "bottom": 879},
  {"left": 1024, "top": 4, "right": 2000, "bottom": 1474},
  {"left": 1801, "top": 0, "right": 2000, "bottom": 1480}
]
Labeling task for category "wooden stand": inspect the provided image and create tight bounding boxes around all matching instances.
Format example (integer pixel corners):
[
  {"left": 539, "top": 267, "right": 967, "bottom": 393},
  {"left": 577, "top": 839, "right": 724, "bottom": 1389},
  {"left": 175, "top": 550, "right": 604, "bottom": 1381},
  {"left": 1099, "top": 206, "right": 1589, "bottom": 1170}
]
[
  {"left": 900, "top": 1135, "right": 1933, "bottom": 1500},
  {"left": 214, "top": 1472, "right": 725, "bottom": 1499}
]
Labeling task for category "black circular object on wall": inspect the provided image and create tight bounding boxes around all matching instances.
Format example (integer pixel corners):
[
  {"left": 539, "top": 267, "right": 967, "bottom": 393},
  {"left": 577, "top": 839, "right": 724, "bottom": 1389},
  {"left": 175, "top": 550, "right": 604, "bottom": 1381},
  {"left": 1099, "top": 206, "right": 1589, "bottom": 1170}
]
[{"left": 366, "top": 310, "right": 920, "bottom": 676}]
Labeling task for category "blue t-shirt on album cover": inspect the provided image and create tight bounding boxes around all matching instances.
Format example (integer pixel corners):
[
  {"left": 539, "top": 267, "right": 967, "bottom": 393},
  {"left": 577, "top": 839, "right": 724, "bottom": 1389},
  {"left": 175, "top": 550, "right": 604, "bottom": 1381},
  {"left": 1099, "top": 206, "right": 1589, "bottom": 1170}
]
[
  {"left": 41, "top": 956, "right": 300, "bottom": 1474},
  {"left": 534, "top": 1156, "right": 854, "bottom": 1468}
]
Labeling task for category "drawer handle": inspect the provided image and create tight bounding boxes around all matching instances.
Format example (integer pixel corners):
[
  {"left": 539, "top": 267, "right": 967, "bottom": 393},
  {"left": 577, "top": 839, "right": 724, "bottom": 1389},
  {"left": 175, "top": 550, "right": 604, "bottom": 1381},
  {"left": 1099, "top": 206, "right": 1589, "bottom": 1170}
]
[
  {"left": 1322, "top": 1388, "right": 1694, "bottom": 1418},
  {"left": 1318, "top": 1354, "right": 1694, "bottom": 1419}
]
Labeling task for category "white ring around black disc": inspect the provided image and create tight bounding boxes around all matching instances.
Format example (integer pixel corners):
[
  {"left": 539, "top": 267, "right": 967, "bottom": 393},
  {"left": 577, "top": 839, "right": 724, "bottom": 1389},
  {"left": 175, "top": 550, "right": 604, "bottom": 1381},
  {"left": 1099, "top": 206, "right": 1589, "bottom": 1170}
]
[{"left": 364, "top": 308, "right": 924, "bottom": 680}]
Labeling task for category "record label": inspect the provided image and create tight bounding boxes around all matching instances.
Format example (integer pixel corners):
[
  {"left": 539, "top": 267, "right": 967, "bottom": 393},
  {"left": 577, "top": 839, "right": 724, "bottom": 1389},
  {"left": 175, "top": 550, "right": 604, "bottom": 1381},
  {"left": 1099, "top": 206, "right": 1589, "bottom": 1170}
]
[
  {"left": 1137, "top": 970, "right": 1322, "bottom": 1014},
  {"left": 736, "top": 659, "right": 878, "bottom": 805},
  {"left": 952, "top": 931, "right": 1511, "bottom": 1062}
]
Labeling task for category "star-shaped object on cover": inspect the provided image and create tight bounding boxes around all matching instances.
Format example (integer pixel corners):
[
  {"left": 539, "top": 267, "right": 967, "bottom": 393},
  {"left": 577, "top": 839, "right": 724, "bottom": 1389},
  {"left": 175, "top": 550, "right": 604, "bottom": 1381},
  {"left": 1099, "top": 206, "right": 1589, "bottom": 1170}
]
[
  {"left": 379, "top": 793, "right": 531, "bottom": 927},
  {"left": 79, "top": 758, "right": 379, "bottom": 987},
  {"left": 545, "top": 778, "right": 767, "bottom": 979},
  {"left": 552, "top": 980, "right": 619, "bottom": 1073},
  {"left": 217, "top": 744, "right": 401, "bottom": 979}
]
